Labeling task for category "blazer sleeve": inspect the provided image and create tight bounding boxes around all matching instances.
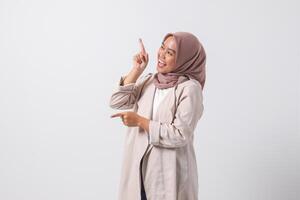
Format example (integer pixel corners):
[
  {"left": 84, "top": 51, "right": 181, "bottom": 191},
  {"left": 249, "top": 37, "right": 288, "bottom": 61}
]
[
  {"left": 146, "top": 84, "right": 204, "bottom": 148},
  {"left": 109, "top": 73, "right": 151, "bottom": 110}
]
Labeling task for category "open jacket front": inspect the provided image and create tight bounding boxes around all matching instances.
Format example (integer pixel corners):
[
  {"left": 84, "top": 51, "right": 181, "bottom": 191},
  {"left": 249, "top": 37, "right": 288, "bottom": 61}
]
[{"left": 109, "top": 72, "right": 204, "bottom": 200}]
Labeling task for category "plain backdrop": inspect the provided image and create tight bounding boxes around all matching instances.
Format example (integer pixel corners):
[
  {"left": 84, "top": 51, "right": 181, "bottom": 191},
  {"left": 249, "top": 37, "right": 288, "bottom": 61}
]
[{"left": 0, "top": 0, "right": 299, "bottom": 199}]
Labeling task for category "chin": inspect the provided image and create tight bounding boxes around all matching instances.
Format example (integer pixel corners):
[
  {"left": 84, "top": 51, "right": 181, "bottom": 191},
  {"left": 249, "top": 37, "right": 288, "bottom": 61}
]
[
  {"left": 157, "top": 68, "right": 166, "bottom": 74},
  {"left": 156, "top": 65, "right": 169, "bottom": 73}
]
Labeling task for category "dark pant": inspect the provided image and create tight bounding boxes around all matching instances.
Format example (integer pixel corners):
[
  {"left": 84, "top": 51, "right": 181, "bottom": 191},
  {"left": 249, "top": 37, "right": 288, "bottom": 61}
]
[{"left": 140, "top": 156, "right": 147, "bottom": 200}]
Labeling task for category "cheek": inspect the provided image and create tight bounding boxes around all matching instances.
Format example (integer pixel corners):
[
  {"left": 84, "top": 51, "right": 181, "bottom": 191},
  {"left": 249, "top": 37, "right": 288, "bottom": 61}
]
[{"left": 167, "top": 56, "right": 176, "bottom": 66}]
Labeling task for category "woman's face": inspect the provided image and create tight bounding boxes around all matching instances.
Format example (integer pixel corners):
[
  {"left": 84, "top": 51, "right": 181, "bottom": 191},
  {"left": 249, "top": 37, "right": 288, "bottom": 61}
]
[{"left": 156, "top": 36, "right": 177, "bottom": 73}]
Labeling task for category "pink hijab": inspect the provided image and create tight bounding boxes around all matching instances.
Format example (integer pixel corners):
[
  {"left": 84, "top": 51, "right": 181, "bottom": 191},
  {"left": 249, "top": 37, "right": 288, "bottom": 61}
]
[{"left": 153, "top": 32, "right": 206, "bottom": 90}]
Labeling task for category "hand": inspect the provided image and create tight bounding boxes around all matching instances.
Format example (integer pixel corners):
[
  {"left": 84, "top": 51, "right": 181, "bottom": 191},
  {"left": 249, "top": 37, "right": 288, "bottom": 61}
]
[
  {"left": 132, "top": 38, "right": 149, "bottom": 72},
  {"left": 110, "top": 111, "right": 142, "bottom": 127}
]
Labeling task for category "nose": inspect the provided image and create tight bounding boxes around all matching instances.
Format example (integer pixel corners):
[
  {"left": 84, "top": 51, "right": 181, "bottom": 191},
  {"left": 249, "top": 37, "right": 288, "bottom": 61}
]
[{"left": 160, "top": 49, "right": 167, "bottom": 58}]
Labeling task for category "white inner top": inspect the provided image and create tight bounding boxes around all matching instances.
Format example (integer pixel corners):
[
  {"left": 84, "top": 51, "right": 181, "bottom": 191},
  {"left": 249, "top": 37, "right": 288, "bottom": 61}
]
[
  {"left": 148, "top": 86, "right": 173, "bottom": 143},
  {"left": 152, "top": 87, "right": 173, "bottom": 119}
]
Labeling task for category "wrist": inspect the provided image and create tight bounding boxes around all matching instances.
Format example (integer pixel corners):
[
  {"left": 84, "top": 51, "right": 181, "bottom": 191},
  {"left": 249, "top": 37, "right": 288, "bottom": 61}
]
[
  {"left": 138, "top": 116, "right": 149, "bottom": 131},
  {"left": 131, "top": 67, "right": 144, "bottom": 75},
  {"left": 137, "top": 115, "right": 145, "bottom": 127}
]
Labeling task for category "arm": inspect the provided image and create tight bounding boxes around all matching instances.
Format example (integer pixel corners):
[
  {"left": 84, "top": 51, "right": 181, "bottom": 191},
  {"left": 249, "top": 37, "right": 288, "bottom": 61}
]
[
  {"left": 144, "top": 84, "right": 204, "bottom": 148},
  {"left": 109, "top": 71, "right": 152, "bottom": 110},
  {"left": 109, "top": 38, "right": 150, "bottom": 110}
]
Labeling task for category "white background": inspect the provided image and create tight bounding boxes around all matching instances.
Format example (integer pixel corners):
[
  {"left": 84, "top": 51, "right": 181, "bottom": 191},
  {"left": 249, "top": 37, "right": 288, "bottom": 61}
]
[{"left": 0, "top": 0, "right": 299, "bottom": 199}]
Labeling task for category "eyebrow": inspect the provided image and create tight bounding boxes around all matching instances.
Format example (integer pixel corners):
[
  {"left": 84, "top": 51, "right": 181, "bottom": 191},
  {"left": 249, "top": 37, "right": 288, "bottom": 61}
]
[{"left": 162, "top": 42, "right": 176, "bottom": 53}]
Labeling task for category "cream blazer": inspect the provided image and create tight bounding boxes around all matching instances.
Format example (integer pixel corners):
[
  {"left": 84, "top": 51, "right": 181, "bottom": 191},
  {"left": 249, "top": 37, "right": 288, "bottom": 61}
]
[{"left": 109, "top": 72, "right": 204, "bottom": 200}]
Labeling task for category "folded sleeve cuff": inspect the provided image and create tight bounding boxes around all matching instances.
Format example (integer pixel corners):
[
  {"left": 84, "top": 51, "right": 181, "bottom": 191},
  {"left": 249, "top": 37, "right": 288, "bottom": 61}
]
[{"left": 118, "top": 75, "right": 135, "bottom": 91}]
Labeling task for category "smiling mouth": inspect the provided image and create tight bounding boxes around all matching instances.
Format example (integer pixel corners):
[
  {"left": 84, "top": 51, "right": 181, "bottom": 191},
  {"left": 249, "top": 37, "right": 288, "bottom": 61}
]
[{"left": 158, "top": 59, "right": 166, "bottom": 68}]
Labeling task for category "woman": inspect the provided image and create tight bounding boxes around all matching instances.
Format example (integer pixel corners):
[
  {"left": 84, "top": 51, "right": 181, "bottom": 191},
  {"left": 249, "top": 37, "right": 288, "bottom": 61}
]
[{"left": 109, "top": 31, "right": 206, "bottom": 200}]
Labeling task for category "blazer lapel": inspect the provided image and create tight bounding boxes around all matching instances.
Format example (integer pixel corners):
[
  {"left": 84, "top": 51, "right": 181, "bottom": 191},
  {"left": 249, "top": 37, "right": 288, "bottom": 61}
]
[
  {"left": 143, "top": 78, "right": 157, "bottom": 120},
  {"left": 137, "top": 76, "right": 156, "bottom": 157}
]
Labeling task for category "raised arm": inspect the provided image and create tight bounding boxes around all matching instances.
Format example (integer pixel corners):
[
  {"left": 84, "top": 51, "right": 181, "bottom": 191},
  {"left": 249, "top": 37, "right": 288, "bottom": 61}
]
[
  {"left": 109, "top": 38, "right": 150, "bottom": 110},
  {"left": 109, "top": 71, "right": 152, "bottom": 110}
]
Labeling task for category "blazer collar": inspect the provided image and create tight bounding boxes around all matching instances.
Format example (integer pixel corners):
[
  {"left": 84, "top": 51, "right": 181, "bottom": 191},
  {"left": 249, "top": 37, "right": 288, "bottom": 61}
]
[{"left": 143, "top": 74, "right": 177, "bottom": 121}]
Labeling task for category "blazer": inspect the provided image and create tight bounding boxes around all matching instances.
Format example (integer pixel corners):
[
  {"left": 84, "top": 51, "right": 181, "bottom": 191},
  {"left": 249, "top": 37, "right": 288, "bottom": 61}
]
[{"left": 109, "top": 72, "right": 204, "bottom": 200}]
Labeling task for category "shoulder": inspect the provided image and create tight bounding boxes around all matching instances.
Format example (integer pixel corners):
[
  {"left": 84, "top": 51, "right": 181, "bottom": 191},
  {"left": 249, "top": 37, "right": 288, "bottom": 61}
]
[
  {"left": 174, "top": 78, "right": 203, "bottom": 105},
  {"left": 177, "top": 78, "right": 202, "bottom": 93},
  {"left": 141, "top": 72, "right": 153, "bottom": 81},
  {"left": 135, "top": 72, "right": 153, "bottom": 85}
]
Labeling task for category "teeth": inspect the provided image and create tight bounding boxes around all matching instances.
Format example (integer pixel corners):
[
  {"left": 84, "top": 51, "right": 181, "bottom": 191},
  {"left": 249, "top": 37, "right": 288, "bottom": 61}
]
[{"left": 159, "top": 59, "right": 166, "bottom": 65}]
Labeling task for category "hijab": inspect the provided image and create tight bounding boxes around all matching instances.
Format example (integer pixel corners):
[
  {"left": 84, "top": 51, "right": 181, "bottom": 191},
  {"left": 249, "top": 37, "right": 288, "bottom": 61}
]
[{"left": 153, "top": 32, "right": 206, "bottom": 90}]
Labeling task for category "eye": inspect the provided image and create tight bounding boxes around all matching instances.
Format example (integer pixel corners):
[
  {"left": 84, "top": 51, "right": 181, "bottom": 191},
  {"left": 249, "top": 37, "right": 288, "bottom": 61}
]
[{"left": 167, "top": 51, "right": 173, "bottom": 56}]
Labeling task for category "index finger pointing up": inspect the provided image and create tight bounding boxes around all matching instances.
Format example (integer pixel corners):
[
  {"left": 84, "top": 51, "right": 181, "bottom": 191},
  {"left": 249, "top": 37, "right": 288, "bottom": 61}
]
[{"left": 139, "top": 38, "right": 146, "bottom": 54}]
